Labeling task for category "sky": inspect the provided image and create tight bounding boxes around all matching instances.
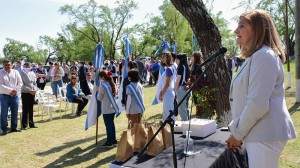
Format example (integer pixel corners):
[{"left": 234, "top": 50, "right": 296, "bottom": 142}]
[{"left": 0, "top": 0, "right": 244, "bottom": 57}]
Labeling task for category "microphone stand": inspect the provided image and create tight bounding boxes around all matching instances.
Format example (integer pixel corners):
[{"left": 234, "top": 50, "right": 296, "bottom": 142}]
[{"left": 137, "top": 49, "right": 226, "bottom": 168}]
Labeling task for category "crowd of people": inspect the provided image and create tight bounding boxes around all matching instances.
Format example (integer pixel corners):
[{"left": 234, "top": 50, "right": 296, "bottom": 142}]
[{"left": 0, "top": 9, "right": 297, "bottom": 168}]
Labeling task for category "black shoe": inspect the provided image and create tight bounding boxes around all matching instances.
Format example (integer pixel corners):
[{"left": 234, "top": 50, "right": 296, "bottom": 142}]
[
  {"left": 112, "top": 140, "right": 118, "bottom": 147},
  {"left": 99, "top": 142, "right": 114, "bottom": 147},
  {"left": 76, "top": 111, "right": 81, "bottom": 116},
  {"left": 1, "top": 130, "right": 8, "bottom": 136},
  {"left": 30, "top": 126, "right": 38, "bottom": 128},
  {"left": 10, "top": 128, "right": 22, "bottom": 132},
  {"left": 21, "top": 127, "right": 28, "bottom": 130}
]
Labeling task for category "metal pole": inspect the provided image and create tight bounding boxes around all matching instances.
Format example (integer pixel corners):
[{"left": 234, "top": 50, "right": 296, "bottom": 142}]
[
  {"left": 296, "top": 0, "right": 300, "bottom": 102},
  {"left": 285, "top": 0, "right": 291, "bottom": 88}
]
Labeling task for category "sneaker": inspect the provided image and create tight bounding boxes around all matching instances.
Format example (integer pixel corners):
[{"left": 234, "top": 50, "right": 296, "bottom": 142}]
[
  {"left": 112, "top": 140, "right": 118, "bottom": 147},
  {"left": 99, "top": 142, "right": 114, "bottom": 147}
]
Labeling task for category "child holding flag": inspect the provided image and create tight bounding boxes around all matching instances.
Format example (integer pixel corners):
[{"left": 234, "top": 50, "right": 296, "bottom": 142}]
[
  {"left": 125, "top": 68, "right": 145, "bottom": 128},
  {"left": 97, "top": 71, "right": 118, "bottom": 147}
]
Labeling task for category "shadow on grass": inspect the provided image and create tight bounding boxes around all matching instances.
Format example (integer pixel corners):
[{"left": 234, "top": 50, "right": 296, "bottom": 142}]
[
  {"left": 35, "top": 113, "right": 79, "bottom": 123},
  {"left": 43, "top": 138, "right": 115, "bottom": 168},
  {"left": 289, "top": 102, "right": 300, "bottom": 115},
  {"left": 36, "top": 134, "right": 106, "bottom": 156},
  {"left": 86, "top": 154, "right": 116, "bottom": 168}
]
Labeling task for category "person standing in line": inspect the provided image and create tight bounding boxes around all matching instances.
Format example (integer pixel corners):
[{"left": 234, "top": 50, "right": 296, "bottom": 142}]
[
  {"left": 125, "top": 69, "right": 144, "bottom": 128},
  {"left": 78, "top": 62, "right": 88, "bottom": 87},
  {"left": 158, "top": 51, "right": 176, "bottom": 121},
  {"left": 225, "top": 53, "right": 234, "bottom": 79},
  {"left": 150, "top": 58, "right": 160, "bottom": 86},
  {"left": 19, "top": 62, "right": 38, "bottom": 129},
  {"left": 35, "top": 63, "right": 47, "bottom": 90},
  {"left": 109, "top": 60, "right": 118, "bottom": 84},
  {"left": 225, "top": 9, "right": 297, "bottom": 168},
  {"left": 48, "top": 62, "right": 55, "bottom": 95},
  {"left": 121, "top": 61, "right": 138, "bottom": 107},
  {"left": 62, "top": 62, "right": 70, "bottom": 84},
  {"left": 69, "top": 61, "right": 78, "bottom": 77},
  {"left": 88, "top": 62, "right": 95, "bottom": 83},
  {"left": 97, "top": 71, "right": 118, "bottom": 147},
  {"left": 0, "top": 60, "right": 23, "bottom": 135},
  {"left": 51, "top": 63, "right": 64, "bottom": 101},
  {"left": 174, "top": 53, "right": 190, "bottom": 121},
  {"left": 136, "top": 57, "right": 144, "bottom": 84}
]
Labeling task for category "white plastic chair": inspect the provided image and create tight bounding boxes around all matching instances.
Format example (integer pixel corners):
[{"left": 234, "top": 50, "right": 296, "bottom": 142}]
[
  {"left": 42, "top": 92, "right": 60, "bottom": 121},
  {"left": 58, "top": 87, "right": 76, "bottom": 115}
]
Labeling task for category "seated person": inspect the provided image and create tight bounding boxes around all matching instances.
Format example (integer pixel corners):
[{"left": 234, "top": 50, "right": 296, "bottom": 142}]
[
  {"left": 66, "top": 75, "right": 88, "bottom": 116},
  {"left": 81, "top": 72, "right": 94, "bottom": 96}
]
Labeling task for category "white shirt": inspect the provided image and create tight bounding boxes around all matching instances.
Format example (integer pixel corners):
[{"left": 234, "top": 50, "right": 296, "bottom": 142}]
[
  {"left": 0, "top": 69, "right": 23, "bottom": 95},
  {"left": 87, "top": 80, "right": 93, "bottom": 93}
]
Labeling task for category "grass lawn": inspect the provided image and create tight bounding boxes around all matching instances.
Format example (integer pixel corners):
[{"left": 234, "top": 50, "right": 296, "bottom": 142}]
[{"left": 0, "top": 61, "right": 299, "bottom": 168}]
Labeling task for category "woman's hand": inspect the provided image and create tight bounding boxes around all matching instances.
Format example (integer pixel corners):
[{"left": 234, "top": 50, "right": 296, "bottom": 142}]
[
  {"left": 159, "top": 91, "right": 163, "bottom": 101},
  {"left": 225, "top": 134, "right": 242, "bottom": 152}
]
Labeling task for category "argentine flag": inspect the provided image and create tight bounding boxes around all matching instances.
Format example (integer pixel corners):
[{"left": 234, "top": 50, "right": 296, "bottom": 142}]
[
  {"left": 116, "top": 35, "right": 132, "bottom": 117},
  {"left": 152, "top": 40, "right": 171, "bottom": 105},
  {"left": 85, "top": 43, "right": 104, "bottom": 130}
]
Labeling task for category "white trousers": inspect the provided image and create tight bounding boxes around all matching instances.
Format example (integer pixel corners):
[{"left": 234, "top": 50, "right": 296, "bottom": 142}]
[{"left": 245, "top": 141, "right": 287, "bottom": 168}]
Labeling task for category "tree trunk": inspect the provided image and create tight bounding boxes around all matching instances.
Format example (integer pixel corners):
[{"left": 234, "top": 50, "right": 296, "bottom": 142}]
[{"left": 171, "top": 0, "right": 232, "bottom": 126}]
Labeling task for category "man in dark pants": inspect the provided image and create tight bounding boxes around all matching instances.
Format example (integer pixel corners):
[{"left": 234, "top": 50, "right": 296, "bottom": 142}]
[
  {"left": 136, "top": 57, "right": 144, "bottom": 84},
  {"left": 151, "top": 58, "right": 160, "bottom": 86},
  {"left": 19, "top": 62, "right": 38, "bottom": 129},
  {"left": 225, "top": 54, "right": 233, "bottom": 79},
  {"left": 0, "top": 60, "right": 23, "bottom": 135}
]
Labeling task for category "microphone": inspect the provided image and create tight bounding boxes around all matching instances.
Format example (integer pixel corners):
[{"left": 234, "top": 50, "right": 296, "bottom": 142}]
[{"left": 200, "top": 47, "right": 227, "bottom": 67}]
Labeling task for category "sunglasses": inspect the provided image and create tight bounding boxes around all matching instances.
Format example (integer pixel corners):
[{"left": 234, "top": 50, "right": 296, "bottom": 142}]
[{"left": 71, "top": 78, "right": 76, "bottom": 80}]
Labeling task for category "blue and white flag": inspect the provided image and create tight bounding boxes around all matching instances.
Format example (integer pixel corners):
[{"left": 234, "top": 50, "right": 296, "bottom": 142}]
[
  {"left": 122, "top": 35, "right": 132, "bottom": 79},
  {"left": 94, "top": 43, "right": 104, "bottom": 86},
  {"left": 117, "top": 35, "right": 132, "bottom": 116},
  {"left": 154, "top": 40, "right": 171, "bottom": 56},
  {"left": 85, "top": 43, "right": 104, "bottom": 130},
  {"left": 152, "top": 39, "right": 171, "bottom": 105}
]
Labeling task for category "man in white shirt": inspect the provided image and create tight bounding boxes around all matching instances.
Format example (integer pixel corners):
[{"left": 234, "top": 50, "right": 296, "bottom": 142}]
[
  {"left": 81, "top": 72, "right": 94, "bottom": 96},
  {"left": 0, "top": 60, "right": 23, "bottom": 135}
]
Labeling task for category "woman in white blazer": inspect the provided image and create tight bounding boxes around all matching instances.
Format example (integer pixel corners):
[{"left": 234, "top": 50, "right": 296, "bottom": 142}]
[{"left": 225, "top": 9, "right": 297, "bottom": 168}]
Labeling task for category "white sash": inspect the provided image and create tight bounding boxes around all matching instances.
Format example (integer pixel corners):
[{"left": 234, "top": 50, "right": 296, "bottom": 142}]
[
  {"left": 181, "top": 65, "right": 187, "bottom": 85},
  {"left": 101, "top": 82, "right": 119, "bottom": 114},
  {"left": 127, "top": 83, "right": 145, "bottom": 113}
]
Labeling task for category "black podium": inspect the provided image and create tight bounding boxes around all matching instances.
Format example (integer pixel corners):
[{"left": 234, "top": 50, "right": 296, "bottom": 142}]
[{"left": 110, "top": 129, "right": 248, "bottom": 168}]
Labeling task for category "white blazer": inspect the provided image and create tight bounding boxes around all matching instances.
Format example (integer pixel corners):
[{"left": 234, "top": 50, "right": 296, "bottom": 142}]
[{"left": 228, "top": 46, "right": 297, "bottom": 142}]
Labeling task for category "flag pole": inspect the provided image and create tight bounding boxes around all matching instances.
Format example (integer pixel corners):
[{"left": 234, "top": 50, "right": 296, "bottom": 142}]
[{"left": 96, "top": 69, "right": 99, "bottom": 145}]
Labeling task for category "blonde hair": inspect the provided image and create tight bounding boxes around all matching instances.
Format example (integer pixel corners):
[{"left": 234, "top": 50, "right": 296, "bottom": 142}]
[{"left": 238, "top": 9, "right": 285, "bottom": 63}]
